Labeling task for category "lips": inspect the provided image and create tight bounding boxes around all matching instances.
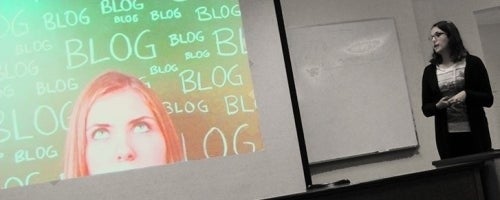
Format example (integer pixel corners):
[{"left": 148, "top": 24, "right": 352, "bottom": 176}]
[{"left": 434, "top": 44, "right": 440, "bottom": 50}]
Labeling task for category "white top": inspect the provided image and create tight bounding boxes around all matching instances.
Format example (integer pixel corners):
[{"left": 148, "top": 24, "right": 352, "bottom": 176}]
[{"left": 436, "top": 60, "right": 471, "bottom": 133}]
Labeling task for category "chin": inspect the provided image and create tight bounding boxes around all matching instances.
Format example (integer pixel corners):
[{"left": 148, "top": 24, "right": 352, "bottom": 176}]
[{"left": 91, "top": 165, "right": 138, "bottom": 175}]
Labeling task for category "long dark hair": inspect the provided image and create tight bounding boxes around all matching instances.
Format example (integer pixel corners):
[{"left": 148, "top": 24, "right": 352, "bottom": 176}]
[{"left": 429, "top": 20, "right": 469, "bottom": 65}]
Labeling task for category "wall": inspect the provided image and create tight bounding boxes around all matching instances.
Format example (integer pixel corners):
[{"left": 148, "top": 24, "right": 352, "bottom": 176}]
[
  {"left": 476, "top": 9, "right": 500, "bottom": 153},
  {"left": 280, "top": 0, "right": 500, "bottom": 185}
]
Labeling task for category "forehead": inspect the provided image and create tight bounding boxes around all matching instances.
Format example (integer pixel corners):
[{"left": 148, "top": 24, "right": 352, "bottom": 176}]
[
  {"left": 431, "top": 26, "right": 444, "bottom": 33},
  {"left": 87, "top": 89, "right": 152, "bottom": 123}
]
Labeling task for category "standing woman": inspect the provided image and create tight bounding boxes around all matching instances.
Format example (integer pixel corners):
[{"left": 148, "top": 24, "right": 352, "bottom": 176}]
[{"left": 421, "top": 20, "right": 494, "bottom": 159}]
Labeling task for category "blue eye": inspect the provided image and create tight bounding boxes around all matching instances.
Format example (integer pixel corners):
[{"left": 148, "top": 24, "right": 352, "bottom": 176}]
[
  {"left": 92, "top": 129, "right": 110, "bottom": 140},
  {"left": 133, "top": 123, "right": 150, "bottom": 134}
]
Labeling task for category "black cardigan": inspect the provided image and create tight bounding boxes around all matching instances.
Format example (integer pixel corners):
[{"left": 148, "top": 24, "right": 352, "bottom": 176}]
[{"left": 421, "top": 54, "right": 494, "bottom": 152}]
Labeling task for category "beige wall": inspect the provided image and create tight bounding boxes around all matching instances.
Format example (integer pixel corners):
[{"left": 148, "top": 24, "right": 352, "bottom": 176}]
[
  {"left": 281, "top": 0, "right": 500, "bottom": 185},
  {"left": 478, "top": 22, "right": 500, "bottom": 151}
]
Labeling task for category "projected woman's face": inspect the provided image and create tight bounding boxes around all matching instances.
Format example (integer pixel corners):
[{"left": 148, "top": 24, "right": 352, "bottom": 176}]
[{"left": 85, "top": 88, "right": 167, "bottom": 175}]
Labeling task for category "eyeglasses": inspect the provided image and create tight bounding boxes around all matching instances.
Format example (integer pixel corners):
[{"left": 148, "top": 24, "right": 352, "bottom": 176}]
[{"left": 428, "top": 32, "right": 446, "bottom": 41}]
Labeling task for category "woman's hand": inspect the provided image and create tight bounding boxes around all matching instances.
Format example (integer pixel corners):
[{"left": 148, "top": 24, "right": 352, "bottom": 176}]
[
  {"left": 448, "top": 91, "right": 466, "bottom": 105},
  {"left": 436, "top": 96, "right": 450, "bottom": 109}
]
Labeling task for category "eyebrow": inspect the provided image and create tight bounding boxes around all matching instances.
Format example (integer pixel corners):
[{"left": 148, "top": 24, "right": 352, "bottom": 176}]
[
  {"left": 86, "top": 123, "right": 110, "bottom": 131},
  {"left": 128, "top": 116, "right": 156, "bottom": 126}
]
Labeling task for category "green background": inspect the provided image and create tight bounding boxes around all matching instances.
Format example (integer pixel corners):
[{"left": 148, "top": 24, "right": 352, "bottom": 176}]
[{"left": 0, "top": 0, "right": 263, "bottom": 188}]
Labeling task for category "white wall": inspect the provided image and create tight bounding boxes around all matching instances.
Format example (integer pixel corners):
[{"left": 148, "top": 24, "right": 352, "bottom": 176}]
[
  {"left": 477, "top": 22, "right": 500, "bottom": 151},
  {"left": 280, "top": 0, "right": 500, "bottom": 185}
]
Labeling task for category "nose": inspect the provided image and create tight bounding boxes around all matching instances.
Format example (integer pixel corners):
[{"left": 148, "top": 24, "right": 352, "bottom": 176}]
[
  {"left": 115, "top": 135, "right": 136, "bottom": 162},
  {"left": 432, "top": 40, "right": 439, "bottom": 46},
  {"left": 117, "top": 150, "right": 136, "bottom": 161}
]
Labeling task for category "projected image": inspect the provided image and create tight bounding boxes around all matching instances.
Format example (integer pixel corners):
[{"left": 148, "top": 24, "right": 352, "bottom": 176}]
[{"left": 0, "top": 0, "right": 263, "bottom": 188}]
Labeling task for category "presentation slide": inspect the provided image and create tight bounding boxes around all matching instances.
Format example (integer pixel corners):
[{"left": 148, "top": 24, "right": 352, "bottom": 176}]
[{"left": 0, "top": 0, "right": 263, "bottom": 188}]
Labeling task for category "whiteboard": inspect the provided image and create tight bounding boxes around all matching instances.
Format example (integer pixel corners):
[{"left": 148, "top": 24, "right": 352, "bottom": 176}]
[{"left": 286, "top": 18, "right": 418, "bottom": 164}]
